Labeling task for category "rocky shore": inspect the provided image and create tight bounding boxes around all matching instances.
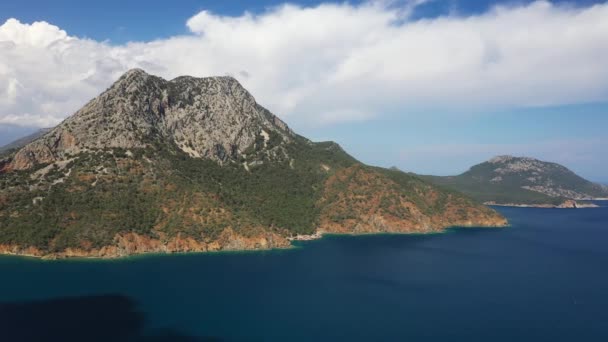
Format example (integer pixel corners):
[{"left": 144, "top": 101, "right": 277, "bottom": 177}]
[
  {"left": 288, "top": 231, "right": 324, "bottom": 241},
  {"left": 485, "top": 200, "right": 599, "bottom": 209},
  {"left": 0, "top": 229, "right": 291, "bottom": 260},
  {"left": 0, "top": 217, "right": 510, "bottom": 260}
]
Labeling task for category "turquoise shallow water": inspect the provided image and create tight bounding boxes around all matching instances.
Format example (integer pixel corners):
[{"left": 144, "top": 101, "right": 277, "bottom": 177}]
[{"left": 1, "top": 204, "right": 607, "bottom": 341}]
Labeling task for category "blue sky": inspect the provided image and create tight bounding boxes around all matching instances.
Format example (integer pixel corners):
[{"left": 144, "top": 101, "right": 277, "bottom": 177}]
[
  {"left": 1, "top": 0, "right": 607, "bottom": 182},
  {"left": 1, "top": 0, "right": 605, "bottom": 43}
]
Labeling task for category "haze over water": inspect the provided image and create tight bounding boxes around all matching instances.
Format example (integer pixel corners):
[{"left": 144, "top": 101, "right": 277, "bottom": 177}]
[{"left": 1, "top": 204, "right": 607, "bottom": 341}]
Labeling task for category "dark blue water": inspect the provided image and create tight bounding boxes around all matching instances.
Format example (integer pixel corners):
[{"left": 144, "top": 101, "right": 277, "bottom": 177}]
[{"left": 1, "top": 205, "right": 607, "bottom": 341}]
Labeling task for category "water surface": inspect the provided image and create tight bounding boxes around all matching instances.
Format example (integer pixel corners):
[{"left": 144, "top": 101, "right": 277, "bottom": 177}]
[{"left": 1, "top": 205, "right": 607, "bottom": 341}]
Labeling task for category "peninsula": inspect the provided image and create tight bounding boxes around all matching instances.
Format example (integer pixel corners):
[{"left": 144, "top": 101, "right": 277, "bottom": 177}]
[{"left": 0, "top": 69, "right": 506, "bottom": 259}]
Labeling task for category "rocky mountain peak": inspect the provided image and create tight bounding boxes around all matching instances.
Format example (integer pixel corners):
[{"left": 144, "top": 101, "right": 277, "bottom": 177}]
[
  {"left": 469, "top": 155, "right": 608, "bottom": 200},
  {"left": 423, "top": 155, "right": 608, "bottom": 205},
  {"left": 3, "top": 69, "right": 295, "bottom": 171},
  {"left": 488, "top": 155, "right": 515, "bottom": 163},
  {"left": 485, "top": 156, "right": 567, "bottom": 175},
  {"left": 0, "top": 68, "right": 508, "bottom": 259},
  {"left": 108, "top": 68, "right": 163, "bottom": 94},
  {"left": 122, "top": 67, "right": 148, "bottom": 78},
  {"left": 488, "top": 155, "right": 538, "bottom": 165}
]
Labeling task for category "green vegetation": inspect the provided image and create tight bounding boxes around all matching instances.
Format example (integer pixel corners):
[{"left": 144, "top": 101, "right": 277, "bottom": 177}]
[
  {"left": 417, "top": 157, "right": 608, "bottom": 205},
  {"left": 0, "top": 138, "right": 358, "bottom": 251},
  {"left": 421, "top": 175, "right": 564, "bottom": 205},
  {"left": 0, "top": 69, "right": 505, "bottom": 256},
  {"left": 0, "top": 134, "right": 500, "bottom": 253}
]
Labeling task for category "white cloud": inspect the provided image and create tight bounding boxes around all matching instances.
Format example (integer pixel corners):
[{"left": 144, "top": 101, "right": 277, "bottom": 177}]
[
  {"left": 1, "top": 1, "right": 608, "bottom": 128},
  {"left": 0, "top": 113, "right": 61, "bottom": 128},
  {"left": 0, "top": 18, "right": 69, "bottom": 46}
]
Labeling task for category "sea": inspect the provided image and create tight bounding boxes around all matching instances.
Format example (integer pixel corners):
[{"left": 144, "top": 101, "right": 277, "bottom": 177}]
[{"left": 1, "top": 202, "right": 607, "bottom": 342}]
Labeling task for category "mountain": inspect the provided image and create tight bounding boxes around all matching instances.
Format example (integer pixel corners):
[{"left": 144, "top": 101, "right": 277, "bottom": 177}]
[
  {"left": 0, "top": 128, "right": 52, "bottom": 155},
  {"left": 0, "top": 69, "right": 506, "bottom": 258},
  {"left": 421, "top": 155, "right": 608, "bottom": 207}
]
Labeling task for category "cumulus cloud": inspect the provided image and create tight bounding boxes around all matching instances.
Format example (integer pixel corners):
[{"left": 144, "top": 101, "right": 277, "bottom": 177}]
[
  {"left": 1, "top": 1, "right": 608, "bottom": 128},
  {"left": 0, "top": 19, "right": 128, "bottom": 126}
]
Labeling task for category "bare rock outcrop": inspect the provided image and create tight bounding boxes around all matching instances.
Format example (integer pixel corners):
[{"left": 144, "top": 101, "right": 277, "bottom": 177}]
[{"left": 6, "top": 69, "right": 294, "bottom": 171}]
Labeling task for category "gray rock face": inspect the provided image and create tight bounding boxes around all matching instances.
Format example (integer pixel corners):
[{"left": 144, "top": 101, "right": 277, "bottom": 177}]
[
  {"left": 489, "top": 155, "right": 566, "bottom": 174},
  {"left": 8, "top": 69, "right": 294, "bottom": 170}
]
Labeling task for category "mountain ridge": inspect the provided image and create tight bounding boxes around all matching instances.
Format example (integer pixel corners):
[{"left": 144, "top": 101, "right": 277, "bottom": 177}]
[
  {"left": 421, "top": 155, "right": 608, "bottom": 207},
  {"left": 0, "top": 69, "right": 506, "bottom": 259},
  {"left": 3, "top": 69, "right": 295, "bottom": 172}
]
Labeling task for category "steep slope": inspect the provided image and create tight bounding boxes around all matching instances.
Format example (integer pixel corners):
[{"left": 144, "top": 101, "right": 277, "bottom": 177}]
[
  {"left": 2, "top": 69, "right": 294, "bottom": 172},
  {"left": 422, "top": 155, "right": 608, "bottom": 206},
  {"left": 0, "top": 69, "right": 506, "bottom": 258}
]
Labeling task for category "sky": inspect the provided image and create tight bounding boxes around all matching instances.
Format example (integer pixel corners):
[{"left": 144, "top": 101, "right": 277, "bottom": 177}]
[{"left": 0, "top": 0, "right": 607, "bottom": 182}]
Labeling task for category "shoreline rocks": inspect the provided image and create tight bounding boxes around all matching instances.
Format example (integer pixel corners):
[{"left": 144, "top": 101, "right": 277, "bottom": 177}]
[
  {"left": 484, "top": 200, "right": 600, "bottom": 208},
  {"left": 0, "top": 219, "right": 509, "bottom": 260}
]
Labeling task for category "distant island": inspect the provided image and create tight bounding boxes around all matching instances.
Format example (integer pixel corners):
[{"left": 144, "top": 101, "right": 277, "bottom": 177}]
[
  {"left": 0, "top": 69, "right": 506, "bottom": 259},
  {"left": 420, "top": 155, "right": 608, "bottom": 208}
]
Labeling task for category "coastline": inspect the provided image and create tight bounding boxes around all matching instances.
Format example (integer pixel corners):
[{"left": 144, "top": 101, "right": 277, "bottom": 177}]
[
  {"left": 287, "top": 231, "right": 324, "bottom": 241},
  {"left": 485, "top": 200, "right": 599, "bottom": 209},
  {"left": 0, "top": 229, "right": 292, "bottom": 261},
  {"left": 0, "top": 242, "right": 293, "bottom": 262},
  {"left": 0, "top": 221, "right": 509, "bottom": 261},
  {"left": 289, "top": 224, "right": 509, "bottom": 243}
]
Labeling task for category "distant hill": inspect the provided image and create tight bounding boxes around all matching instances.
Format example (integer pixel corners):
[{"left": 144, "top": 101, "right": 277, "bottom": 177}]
[
  {"left": 0, "top": 69, "right": 505, "bottom": 259},
  {"left": 421, "top": 155, "right": 608, "bottom": 206},
  {"left": 0, "top": 128, "right": 52, "bottom": 155}
]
